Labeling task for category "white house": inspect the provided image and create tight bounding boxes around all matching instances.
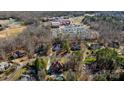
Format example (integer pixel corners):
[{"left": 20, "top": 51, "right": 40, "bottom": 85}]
[
  {"left": 0, "top": 62, "right": 9, "bottom": 72},
  {"left": 51, "top": 22, "right": 60, "bottom": 28}
]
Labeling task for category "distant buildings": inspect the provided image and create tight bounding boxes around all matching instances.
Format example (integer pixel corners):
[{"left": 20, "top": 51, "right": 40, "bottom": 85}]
[
  {"left": 59, "top": 19, "right": 71, "bottom": 26},
  {"left": 61, "top": 24, "right": 84, "bottom": 32},
  {"left": 80, "top": 30, "right": 100, "bottom": 40},
  {"left": 88, "top": 43, "right": 103, "bottom": 50},
  {"left": 50, "top": 19, "right": 71, "bottom": 28},
  {"left": 51, "top": 22, "right": 60, "bottom": 28},
  {"left": 42, "top": 16, "right": 71, "bottom": 28},
  {"left": 52, "top": 24, "right": 85, "bottom": 37}
]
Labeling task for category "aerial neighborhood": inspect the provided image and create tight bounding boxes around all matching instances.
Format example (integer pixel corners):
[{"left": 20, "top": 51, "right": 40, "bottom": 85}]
[{"left": 0, "top": 11, "right": 124, "bottom": 81}]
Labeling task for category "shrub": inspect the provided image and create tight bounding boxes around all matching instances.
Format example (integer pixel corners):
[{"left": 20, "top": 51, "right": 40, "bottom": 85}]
[
  {"left": 62, "top": 40, "right": 70, "bottom": 52},
  {"left": 115, "top": 56, "right": 124, "bottom": 65},
  {"left": 96, "top": 48, "right": 118, "bottom": 62},
  {"left": 35, "top": 58, "right": 47, "bottom": 70},
  {"left": 84, "top": 57, "right": 96, "bottom": 64},
  {"left": 94, "top": 74, "right": 107, "bottom": 81}
]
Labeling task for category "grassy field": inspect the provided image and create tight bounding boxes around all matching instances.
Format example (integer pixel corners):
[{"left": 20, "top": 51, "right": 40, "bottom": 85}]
[
  {"left": 11, "top": 67, "right": 27, "bottom": 81},
  {"left": 70, "top": 16, "right": 84, "bottom": 24},
  {"left": 0, "top": 26, "right": 26, "bottom": 38}
]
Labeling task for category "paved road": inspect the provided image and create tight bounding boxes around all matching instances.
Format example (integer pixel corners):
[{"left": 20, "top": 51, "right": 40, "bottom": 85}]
[
  {"left": 6, "top": 58, "right": 36, "bottom": 81},
  {"left": 6, "top": 66, "right": 22, "bottom": 81},
  {"left": 46, "top": 57, "right": 51, "bottom": 70}
]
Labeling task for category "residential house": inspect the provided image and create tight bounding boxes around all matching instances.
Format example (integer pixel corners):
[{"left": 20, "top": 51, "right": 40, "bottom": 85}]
[
  {"left": 48, "top": 61, "right": 64, "bottom": 75},
  {"left": 52, "top": 43, "right": 62, "bottom": 52},
  {"left": 9, "top": 50, "right": 26, "bottom": 60},
  {"left": 35, "top": 44, "right": 47, "bottom": 56},
  {"left": 0, "top": 62, "right": 10, "bottom": 72},
  {"left": 59, "top": 19, "right": 71, "bottom": 26},
  {"left": 108, "top": 41, "right": 120, "bottom": 48},
  {"left": 88, "top": 43, "right": 102, "bottom": 50},
  {"left": 71, "top": 42, "right": 81, "bottom": 51}
]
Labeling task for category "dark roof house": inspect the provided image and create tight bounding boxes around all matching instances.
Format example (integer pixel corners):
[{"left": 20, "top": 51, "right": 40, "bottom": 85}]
[
  {"left": 35, "top": 44, "right": 47, "bottom": 56},
  {"left": 108, "top": 41, "right": 120, "bottom": 48},
  {"left": 71, "top": 42, "right": 81, "bottom": 51},
  {"left": 9, "top": 50, "right": 26, "bottom": 60},
  {"left": 48, "top": 61, "right": 64, "bottom": 75},
  {"left": 52, "top": 43, "right": 62, "bottom": 52}
]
